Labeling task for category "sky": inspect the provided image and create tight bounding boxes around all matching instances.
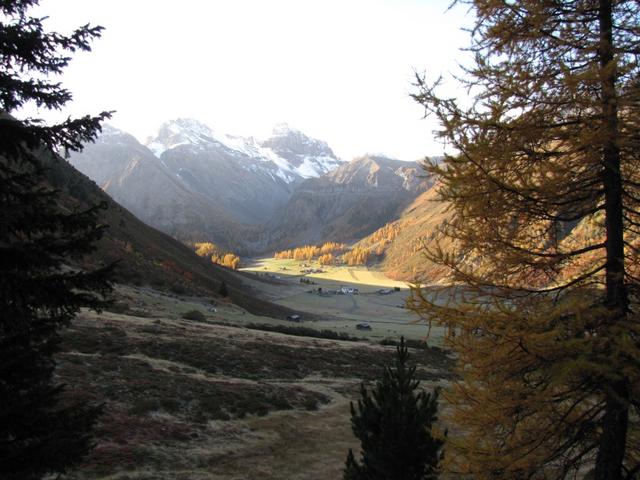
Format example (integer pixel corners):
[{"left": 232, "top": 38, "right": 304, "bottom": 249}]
[{"left": 33, "top": 0, "right": 473, "bottom": 161}]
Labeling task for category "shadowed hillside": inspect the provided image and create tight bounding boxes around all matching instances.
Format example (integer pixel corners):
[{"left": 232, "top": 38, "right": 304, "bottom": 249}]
[
  {"left": 358, "top": 184, "right": 453, "bottom": 283},
  {"left": 44, "top": 149, "right": 309, "bottom": 319}
]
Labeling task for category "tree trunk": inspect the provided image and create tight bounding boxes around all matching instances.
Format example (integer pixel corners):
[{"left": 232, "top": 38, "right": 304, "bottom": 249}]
[{"left": 594, "top": 1, "right": 629, "bottom": 479}]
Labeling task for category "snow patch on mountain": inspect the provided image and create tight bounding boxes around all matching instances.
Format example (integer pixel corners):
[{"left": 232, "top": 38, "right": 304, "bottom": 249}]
[
  {"left": 144, "top": 118, "right": 344, "bottom": 183},
  {"left": 222, "top": 134, "right": 298, "bottom": 182},
  {"left": 146, "top": 118, "right": 221, "bottom": 157},
  {"left": 260, "top": 123, "right": 343, "bottom": 177}
]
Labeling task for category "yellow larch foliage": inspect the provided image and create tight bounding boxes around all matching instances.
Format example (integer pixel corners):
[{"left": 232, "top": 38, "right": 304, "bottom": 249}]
[
  {"left": 342, "top": 246, "right": 371, "bottom": 266},
  {"left": 318, "top": 253, "right": 335, "bottom": 265},
  {"left": 319, "top": 242, "right": 347, "bottom": 255},
  {"left": 194, "top": 242, "right": 241, "bottom": 270},
  {"left": 210, "top": 253, "right": 241, "bottom": 270},
  {"left": 194, "top": 242, "right": 220, "bottom": 258},
  {"left": 408, "top": 0, "right": 640, "bottom": 477},
  {"left": 274, "top": 242, "right": 346, "bottom": 261},
  {"left": 365, "top": 223, "right": 399, "bottom": 246}
]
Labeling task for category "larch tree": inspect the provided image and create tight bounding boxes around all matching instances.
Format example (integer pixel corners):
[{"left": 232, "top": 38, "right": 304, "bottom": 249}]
[
  {"left": 409, "top": 1, "right": 640, "bottom": 479},
  {"left": 0, "top": 0, "right": 112, "bottom": 478}
]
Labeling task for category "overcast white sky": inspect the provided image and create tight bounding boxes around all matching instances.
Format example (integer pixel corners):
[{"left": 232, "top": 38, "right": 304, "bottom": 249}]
[{"left": 34, "top": 0, "right": 473, "bottom": 160}]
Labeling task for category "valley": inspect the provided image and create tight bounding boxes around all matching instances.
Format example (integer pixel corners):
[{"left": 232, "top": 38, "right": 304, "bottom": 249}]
[
  {"left": 46, "top": 120, "right": 611, "bottom": 478},
  {"left": 69, "top": 121, "right": 437, "bottom": 264},
  {"left": 48, "top": 142, "right": 452, "bottom": 479},
  {"left": 240, "top": 257, "right": 447, "bottom": 344},
  {"left": 57, "top": 284, "right": 453, "bottom": 480},
  {"left": 50, "top": 113, "right": 606, "bottom": 478},
  {"left": 6, "top": 0, "right": 632, "bottom": 477},
  {"left": 48, "top": 121, "right": 455, "bottom": 478}
]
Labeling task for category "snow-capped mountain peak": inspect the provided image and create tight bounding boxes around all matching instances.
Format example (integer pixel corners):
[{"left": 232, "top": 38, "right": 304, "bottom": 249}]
[
  {"left": 260, "top": 123, "right": 343, "bottom": 178},
  {"left": 271, "top": 122, "right": 298, "bottom": 137},
  {"left": 145, "top": 118, "right": 219, "bottom": 157},
  {"left": 144, "top": 118, "right": 343, "bottom": 183}
]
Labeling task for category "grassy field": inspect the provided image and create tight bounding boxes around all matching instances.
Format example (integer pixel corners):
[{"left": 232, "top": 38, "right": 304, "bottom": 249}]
[
  {"left": 240, "top": 257, "right": 447, "bottom": 345},
  {"left": 247, "top": 258, "right": 411, "bottom": 288},
  {"left": 58, "top": 284, "right": 453, "bottom": 480}
]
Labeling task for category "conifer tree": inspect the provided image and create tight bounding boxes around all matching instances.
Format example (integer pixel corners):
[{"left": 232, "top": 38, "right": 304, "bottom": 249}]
[
  {"left": 410, "top": 1, "right": 640, "bottom": 478},
  {"left": 219, "top": 280, "right": 229, "bottom": 297},
  {"left": 0, "top": 1, "right": 112, "bottom": 478},
  {"left": 344, "top": 338, "right": 443, "bottom": 480}
]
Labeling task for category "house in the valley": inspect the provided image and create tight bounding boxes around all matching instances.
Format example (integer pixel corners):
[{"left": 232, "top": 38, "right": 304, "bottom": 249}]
[{"left": 337, "top": 286, "right": 359, "bottom": 295}]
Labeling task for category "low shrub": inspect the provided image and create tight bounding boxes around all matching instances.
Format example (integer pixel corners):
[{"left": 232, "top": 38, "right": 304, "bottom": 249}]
[
  {"left": 170, "top": 283, "right": 187, "bottom": 295},
  {"left": 129, "top": 398, "right": 160, "bottom": 416},
  {"left": 246, "top": 323, "right": 361, "bottom": 342},
  {"left": 106, "top": 301, "right": 130, "bottom": 314},
  {"left": 182, "top": 310, "right": 206, "bottom": 321},
  {"left": 379, "top": 337, "right": 428, "bottom": 350},
  {"left": 303, "top": 396, "right": 320, "bottom": 411}
]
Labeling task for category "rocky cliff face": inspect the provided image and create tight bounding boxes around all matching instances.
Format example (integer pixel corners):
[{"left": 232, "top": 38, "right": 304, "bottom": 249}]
[
  {"left": 153, "top": 137, "right": 293, "bottom": 225},
  {"left": 146, "top": 119, "right": 343, "bottom": 185},
  {"left": 260, "top": 123, "right": 342, "bottom": 177},
  {"left": 144, "top": 119, "right": 344, "bottom": 224}
]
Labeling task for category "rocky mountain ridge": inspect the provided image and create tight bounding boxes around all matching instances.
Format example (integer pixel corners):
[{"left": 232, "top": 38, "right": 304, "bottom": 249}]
[
  {"left": 145, "top": 119, "right": 342, "bottom": 183},
  {"left": 68, "top": 124, "right": 247, "bottom": 251}
]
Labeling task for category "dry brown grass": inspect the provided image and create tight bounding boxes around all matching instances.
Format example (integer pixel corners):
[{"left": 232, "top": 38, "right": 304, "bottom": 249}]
[{"left": 57, "top": 285, "right": 452, "bottom": 480}]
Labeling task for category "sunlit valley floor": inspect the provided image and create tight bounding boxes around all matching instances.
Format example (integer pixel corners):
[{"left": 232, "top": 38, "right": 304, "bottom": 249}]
[{"left": 239, "top": 257, "right": 448, "bottom": 342}]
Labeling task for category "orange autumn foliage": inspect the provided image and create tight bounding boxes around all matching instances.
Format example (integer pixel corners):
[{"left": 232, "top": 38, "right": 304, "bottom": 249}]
[
  {"left": 194, "top": 242, "right": 241, "bottom": 270},
  {"left": 318, "top": 253, "right": 335, "bottom": 265},
  {"left": 342, "top": 247, "right": 371, "bottom": 266},
  {"left": 274, "top": 242, "right": 347, "bottom": 261}
]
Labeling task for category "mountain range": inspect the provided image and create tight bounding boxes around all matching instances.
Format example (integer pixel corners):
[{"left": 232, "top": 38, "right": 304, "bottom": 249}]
[
  {"left": 69, "top": 119, "right": 435, "bottom": 259},
  {"left": 64, "top": 118, "right": 601, "bottom": 285},
  {"left": 69, "top": 120, "right": 347, "bottom": 251}
]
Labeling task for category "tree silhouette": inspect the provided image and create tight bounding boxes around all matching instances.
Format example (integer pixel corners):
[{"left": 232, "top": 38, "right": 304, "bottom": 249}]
[
  {"left": 344, "top": 338, "right": 443, "bottom": 480},
  {"left": 0, "top": 1, "right": 112, "bottom": 478}
]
